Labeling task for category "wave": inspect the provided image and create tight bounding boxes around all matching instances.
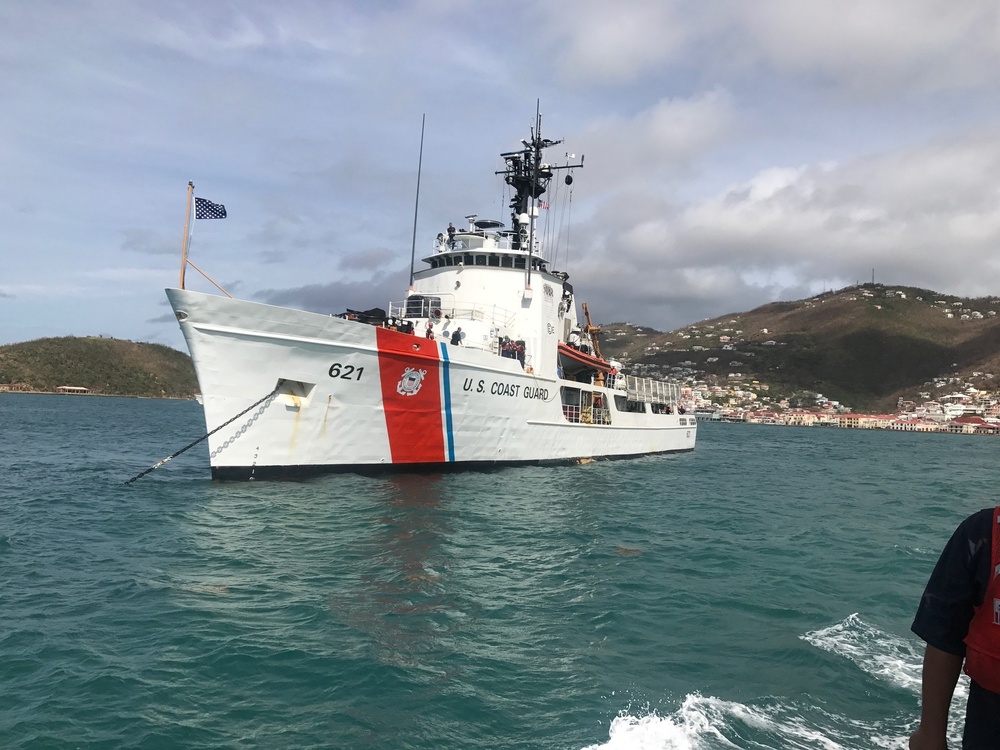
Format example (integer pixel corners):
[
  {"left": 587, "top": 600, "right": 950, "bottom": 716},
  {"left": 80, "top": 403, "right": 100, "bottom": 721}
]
[
  {"left": 802, "top": 612, "right": 924, "bottom": 693},
  {"left": 582, "top": 614, "right": 970, "bottom": 750},
  {"left": 801, "top": 612, "right": 969, "bottom": 702},
  {"left": 581, "top": 693, "right": 895, "bottom": 750}
]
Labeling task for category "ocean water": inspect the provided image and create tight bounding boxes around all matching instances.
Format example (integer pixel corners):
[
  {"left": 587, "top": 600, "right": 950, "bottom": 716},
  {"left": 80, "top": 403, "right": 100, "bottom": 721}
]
[{"left": 2, "top": 394, "right": 995, "bottom": 749}]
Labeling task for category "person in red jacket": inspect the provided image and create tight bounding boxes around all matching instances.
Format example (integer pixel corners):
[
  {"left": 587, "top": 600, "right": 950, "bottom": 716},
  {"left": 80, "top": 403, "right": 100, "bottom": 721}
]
[{"left": 910, "top": 507, "right": 1000, "bottom": 750}]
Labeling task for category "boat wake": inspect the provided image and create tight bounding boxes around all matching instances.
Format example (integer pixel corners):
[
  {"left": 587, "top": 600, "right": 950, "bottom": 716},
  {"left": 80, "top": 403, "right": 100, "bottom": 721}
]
[
  {"left": 803, "top": 612, "right": 974, "bottom": 715},
  {"left": 582, "top": 693, "right": 902, "bottom": 750},
  {"left": 582, "top": 614, "right": 966, "bottom": 750},
  {"left": 801, "top": 612, "right": 925, "bottom": 693}
]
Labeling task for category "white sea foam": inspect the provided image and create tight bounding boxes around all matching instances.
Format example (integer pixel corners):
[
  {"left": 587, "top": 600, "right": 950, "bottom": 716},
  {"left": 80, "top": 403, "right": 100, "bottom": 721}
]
[
  {"left": 581, "top": 694, "right": 869, "bottom": 750},
  {"left": 580, "top": 711, "right": 696, "bottom": 749},
  {"left": 801, "top": 613, "right": 968, "bottom": 748},
  {"left": 802, "top": 613, "right": 924, "bottom": 692},
  {"left": 582, "top": 623, "right": 974, "bottom": 750},
  {"left": 580, "top": 696, "right": 731, "bottom": 750},
  {"left": 801, "top": 612, "right": 970, "bottom": 702}
]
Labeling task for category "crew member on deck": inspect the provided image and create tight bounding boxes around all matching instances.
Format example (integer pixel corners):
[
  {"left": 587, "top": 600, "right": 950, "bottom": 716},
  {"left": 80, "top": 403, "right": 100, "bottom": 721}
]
[
  {"left": 451, "top": 327, "right": 463, "bottom": 346},
  {"left": 426, "top": 322, "right": 435, "bottom": 340},
  {"left": 501, "top": 336, "right": 516, "bottom": 359},
  {"left": 447, "top": 222, "right": 456, "bottom": 248}
]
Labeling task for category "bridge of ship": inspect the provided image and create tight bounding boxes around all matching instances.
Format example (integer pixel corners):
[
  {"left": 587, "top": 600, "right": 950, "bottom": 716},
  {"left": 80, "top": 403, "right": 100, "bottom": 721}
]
[{"left": 427, "top": 218, "right": 553, "bottom": 273}]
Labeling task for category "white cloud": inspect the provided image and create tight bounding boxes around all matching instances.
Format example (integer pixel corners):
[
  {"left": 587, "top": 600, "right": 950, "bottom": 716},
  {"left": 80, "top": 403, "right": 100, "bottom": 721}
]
[
  {"left": 541, "top": 0, "right": 689, "bottom": 84},
  {"left": 733, "top": 0, "right": 1000, "bottom": 95},
  {"left": 558, "top": 128, "right": 1000, "bottom": 325},
  {"left": 2, "top": 1, "right": 1000, "bottom": 346},
  {"left": 577, "top": 91, "right": 737, "bottom": 185}
]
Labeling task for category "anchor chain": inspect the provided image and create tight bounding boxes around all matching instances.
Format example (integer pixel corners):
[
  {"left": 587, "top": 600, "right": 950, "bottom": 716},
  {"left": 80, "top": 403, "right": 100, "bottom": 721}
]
[{"left": 124, "top": 387, "right": 280, "bottom": 484}]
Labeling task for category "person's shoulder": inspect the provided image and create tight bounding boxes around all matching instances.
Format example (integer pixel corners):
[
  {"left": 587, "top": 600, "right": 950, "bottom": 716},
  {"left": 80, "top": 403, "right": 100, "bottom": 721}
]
[
  {"left": 942, "top": 507, "right": 997, "bottom": 554},
  {"left": 959, "top": 507, "right": 995, "bottom": 536}
]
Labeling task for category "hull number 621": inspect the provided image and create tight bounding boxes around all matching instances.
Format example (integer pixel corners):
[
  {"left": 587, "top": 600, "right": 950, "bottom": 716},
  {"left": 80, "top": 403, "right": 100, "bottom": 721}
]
[{"left": 329, "top": 363, "right": 364, "bottom": 380}]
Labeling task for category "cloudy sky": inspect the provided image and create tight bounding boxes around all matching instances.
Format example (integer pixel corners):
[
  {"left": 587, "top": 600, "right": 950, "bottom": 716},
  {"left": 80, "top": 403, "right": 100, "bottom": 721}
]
[{"left": 3, "top": 1, "right": 1000, "bottom": 350}]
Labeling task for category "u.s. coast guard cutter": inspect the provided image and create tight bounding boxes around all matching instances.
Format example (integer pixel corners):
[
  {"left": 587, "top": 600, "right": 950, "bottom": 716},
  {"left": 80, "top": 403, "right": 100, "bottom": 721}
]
[{"left": 167, "top": 119, "right": 696, "bottom": 479}]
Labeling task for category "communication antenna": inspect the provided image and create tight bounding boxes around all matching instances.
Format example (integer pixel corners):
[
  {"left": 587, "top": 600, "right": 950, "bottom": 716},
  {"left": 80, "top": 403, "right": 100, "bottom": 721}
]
[{"left": 408, "top": 114, "right": 426, "bottom": 291}]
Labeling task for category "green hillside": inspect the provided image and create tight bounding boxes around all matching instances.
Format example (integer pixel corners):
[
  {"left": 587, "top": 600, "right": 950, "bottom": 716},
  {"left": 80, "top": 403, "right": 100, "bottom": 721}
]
[
  {"left": 598, "top": 284, "right": 1000, "bottom": 411},
  {"left": 0, "top": 337, "right": 197, "bottom": 398}
]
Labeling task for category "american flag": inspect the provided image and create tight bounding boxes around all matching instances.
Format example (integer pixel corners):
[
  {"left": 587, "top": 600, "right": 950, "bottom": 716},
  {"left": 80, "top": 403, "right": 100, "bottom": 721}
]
[
  {"left": 539, "top": 201, "right": 549, "bottom": 210},
  {"left": 195, "top": 197, "right": 227, "bottom": 219}
]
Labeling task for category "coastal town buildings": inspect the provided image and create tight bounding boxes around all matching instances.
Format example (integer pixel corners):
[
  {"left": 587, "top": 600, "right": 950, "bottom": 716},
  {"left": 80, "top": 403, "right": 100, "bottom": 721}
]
[
  {"left": 600, "top": 285, "right": 1000, "bottom": 436},
  {"left": 624, "top": 346, "right": 1000, "bottom": 435}
]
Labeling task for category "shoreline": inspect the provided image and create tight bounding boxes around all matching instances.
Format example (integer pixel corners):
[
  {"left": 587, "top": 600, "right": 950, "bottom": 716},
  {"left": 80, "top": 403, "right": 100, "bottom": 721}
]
[
  {"left": 0, "top": 390, "right": 197, "bottom": 401},
  {"left": 702, "top": 415, "right": 1000, "bottom": 435}
]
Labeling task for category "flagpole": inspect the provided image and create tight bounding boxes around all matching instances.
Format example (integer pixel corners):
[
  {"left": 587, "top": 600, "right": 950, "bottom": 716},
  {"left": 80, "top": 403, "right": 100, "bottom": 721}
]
[{"left": 179, "top": 181, "right": 194, "bottom": 289}]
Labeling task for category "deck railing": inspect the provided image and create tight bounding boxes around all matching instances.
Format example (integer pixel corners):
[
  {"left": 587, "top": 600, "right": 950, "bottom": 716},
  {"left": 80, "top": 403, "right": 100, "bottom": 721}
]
[
  {"left": 434, "top": 233, "right": 544, "bottom": 256},
  {"left": 624, "top": 376, "right": 680, "bottom": 406},
  {"left": 388, "top": 300, "right": 517, "bottom": 329}
]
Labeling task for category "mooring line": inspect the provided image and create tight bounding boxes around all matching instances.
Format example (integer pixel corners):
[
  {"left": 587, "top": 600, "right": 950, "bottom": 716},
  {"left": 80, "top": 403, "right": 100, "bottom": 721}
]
[{"left": 124, "top": 388, "right": 280, "bottom": 485}]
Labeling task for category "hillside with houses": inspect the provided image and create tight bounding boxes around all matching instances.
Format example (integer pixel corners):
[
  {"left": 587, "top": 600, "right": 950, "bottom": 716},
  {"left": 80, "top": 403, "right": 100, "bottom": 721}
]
[{"left": 597, "top": 282, "right": 1000, "bottom": 432}]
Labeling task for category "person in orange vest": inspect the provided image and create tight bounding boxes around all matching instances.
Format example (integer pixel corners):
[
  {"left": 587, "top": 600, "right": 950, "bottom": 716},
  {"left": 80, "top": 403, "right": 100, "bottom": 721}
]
[{"left": 909, "top": 507, "right": 1000, "bottom": 750}]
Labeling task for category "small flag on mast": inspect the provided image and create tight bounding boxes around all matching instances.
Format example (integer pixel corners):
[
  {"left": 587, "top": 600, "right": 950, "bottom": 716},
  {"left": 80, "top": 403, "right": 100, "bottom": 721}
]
[{"left": 195, "top": 197, "right": 227, "bottom": 219}]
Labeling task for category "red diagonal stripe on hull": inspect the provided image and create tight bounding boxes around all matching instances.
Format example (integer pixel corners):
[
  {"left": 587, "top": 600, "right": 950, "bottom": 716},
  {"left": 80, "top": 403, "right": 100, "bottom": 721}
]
[{"left": 375, "top": 327, "right": 445, "bottom": 463}]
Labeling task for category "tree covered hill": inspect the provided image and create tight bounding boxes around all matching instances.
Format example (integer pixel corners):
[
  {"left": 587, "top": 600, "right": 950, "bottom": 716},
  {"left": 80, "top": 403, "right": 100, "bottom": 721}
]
[
  {"left": 598, "top": 284, "right": 1000, "bottom": 412},
  {"left": 0, "top": 337, "right": 198, "bottom": 398}
]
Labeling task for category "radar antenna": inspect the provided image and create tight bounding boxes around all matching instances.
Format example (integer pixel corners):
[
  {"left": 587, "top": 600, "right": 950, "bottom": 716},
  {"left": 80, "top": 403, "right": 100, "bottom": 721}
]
[{"left": 495, "top": 102, "right": 584, "bottom": 286}]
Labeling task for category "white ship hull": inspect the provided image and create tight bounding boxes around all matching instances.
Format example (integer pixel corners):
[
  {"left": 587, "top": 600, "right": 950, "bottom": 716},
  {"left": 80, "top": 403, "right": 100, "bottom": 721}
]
[
  {"left": 167, "top": 289, "right": 696, "bottom": 479},
  {"left": 170, "top": 118, "right": 696, "bottom": 478}
]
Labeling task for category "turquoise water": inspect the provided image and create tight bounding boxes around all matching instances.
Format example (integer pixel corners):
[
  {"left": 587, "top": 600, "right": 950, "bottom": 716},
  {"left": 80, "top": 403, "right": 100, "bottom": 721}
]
[{"left": 2, "top": 393, "right": 994, "bottom": 749}]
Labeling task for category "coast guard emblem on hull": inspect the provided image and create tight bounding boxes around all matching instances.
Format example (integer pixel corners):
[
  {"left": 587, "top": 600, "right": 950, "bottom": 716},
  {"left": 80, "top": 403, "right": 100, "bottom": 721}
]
[{"left": 397, "top": 367, "right": 427, "bottom": 396}]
